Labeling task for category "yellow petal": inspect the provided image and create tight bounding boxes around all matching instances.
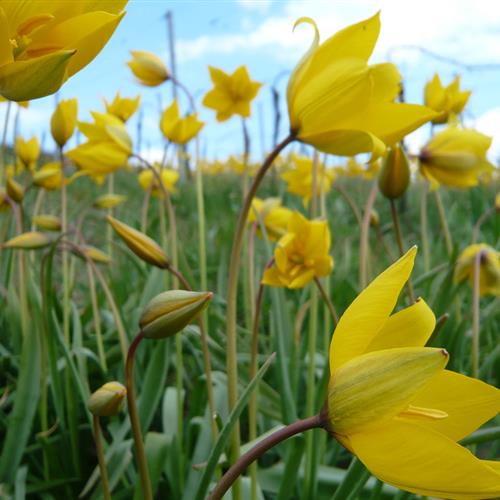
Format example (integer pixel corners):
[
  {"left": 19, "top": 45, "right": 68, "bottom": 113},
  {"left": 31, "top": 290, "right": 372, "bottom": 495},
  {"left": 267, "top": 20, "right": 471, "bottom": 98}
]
[
  {"left": 329, "top": 247, "right": 417, "bottom": 373},
  {"left": 366, "top": 298, "right": 435, "bottom": 352},
  {"left": 408, "top": 370, "right": 500, "bottom": 441},
  {"left": 349, "top": 419, "right": 500, "bottom": 499}
]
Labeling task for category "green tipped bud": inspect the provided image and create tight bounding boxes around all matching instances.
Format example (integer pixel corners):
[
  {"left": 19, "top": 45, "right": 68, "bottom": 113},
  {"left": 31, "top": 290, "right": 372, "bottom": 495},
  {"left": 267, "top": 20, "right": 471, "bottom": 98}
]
[
  {"left": 6, "top": 177, "right": 24, "bottom": 203},
  {"left": 88, "top": 381, "right": 127, "bottom": 417},
  {"left": 140, "top": 290, "right": 212, "bottom": 339},
  {"left": 3, "top": 231, "right": 51, "bottom": 250},
  {"left": 378, "top": 144, "right": 410, "bottom": 200},
  {"left": 33, "top": 214, "right": 62, "bottom": 231}
]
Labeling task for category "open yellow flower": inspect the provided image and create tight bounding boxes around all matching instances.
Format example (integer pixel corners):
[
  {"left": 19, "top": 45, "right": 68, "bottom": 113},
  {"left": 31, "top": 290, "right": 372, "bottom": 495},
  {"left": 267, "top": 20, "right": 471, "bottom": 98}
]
[
  {"left": 16, "top": 136, "right": 39, "bottom": 170},
  {"left": 424, "top": 74, "right": 471, "bottom": 125},
  {"left": 281, "top": 154, "right": 333, "bottom": 207},
  {"left": 138, "top": 167, "right": 179, "bottom": 197},
  {"left": 419, "top": 127, "right": 494, "bottom": 189},
  {"left": 202, "top": 65, "right": 262, "bottom": 122},
  {"left": 326, "top": 247, "right": 500, "bottom": 499},
  {"left": 104, "top": 92, "right": 140, "bottom": 122},
  {"left": 287, "top": 13, "right": 436, "bottom": 159},
  {"left": 454, "top": 244, "right": 500, "bottom": 296},
  {"left": 33, "top": 162, "right": 64, "bottom": 190},
  {"left": 127, "top": 50, "right": 169, "bottom": 87},
  {"left": 262, "top": 211, "right": 333, "bottom": 288},
  {"left": 51, "top": 98, "right": 78, "bottom": 148},
  {"left": 248, "top": 197, "right": 292, "bottom": 241},
  {"left": 66, "top": 112, "right": 132, "bottom": 177},
  {"left": 0, "top": 1, "right": 127, "bottom": 101},
  {"left": 160, "top": 101, "right": 204, "bottom": 145}
]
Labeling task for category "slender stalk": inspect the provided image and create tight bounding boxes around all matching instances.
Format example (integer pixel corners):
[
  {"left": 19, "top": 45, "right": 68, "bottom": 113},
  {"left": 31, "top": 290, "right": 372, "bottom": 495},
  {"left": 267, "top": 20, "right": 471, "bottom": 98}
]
[
  {"left": 224, "top": 134, "right": 295, "bottom": 490},
  {"left": 471, "top": 250, "right": 482, "bottom": 378},
  {"left": 107, "top": 174, "right": 114, "bottom": 259},
  {"left": 334, "top": 183, "right": 362, "bottom": 228},
  {"left": 0, "top": 100, "right": 12, "bottom": 184},
  {"left": 359, "top": 182, "right": 378, "bottom": 289},
  {"left": 209, "top": 415, "right": 324, "bottom": 500},
  {"left": 314, "top": 277, "right": 338, "bottom": 326},
  {"left": 126, "top": 331, "right": 153, "bottom": 500},
  {"left": 30, "top": 189, "right": 45, "bottom": 230},
  {"left": 433, "top": 189, "right": 452, "bottom": 256},
  {"left": 390, "top": 199, "right": 415, "bottom": 303},
  {"left": 419, "top": 180, "right": 430, "bottom": 272},
  {"left": 93, "top": 415, "right": 112, "bottom": 500},
  {"left": 140, "top": 186, "right": 152, "bottom": 233},
  {"left": 471, "top": 206, "right": 495, "bottom": 244},
  {"left": 375, "top": 225, "right": 396, "bottom": 262}
]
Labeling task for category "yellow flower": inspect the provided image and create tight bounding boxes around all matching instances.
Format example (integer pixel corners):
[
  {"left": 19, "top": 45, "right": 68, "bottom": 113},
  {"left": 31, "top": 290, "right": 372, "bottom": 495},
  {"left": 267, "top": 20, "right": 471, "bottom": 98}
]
[
  {"left": 33, "top": 162, "right": 64, "bottom": 191},
  {"left": 454, "top": 244, "right": 500, "bottom": 296},
  {"left": 281, "top": 154, "right": 333, "bottom": 207},
  {"left": 15, "top": 136, "right": 39, "bottom": 170},
  {"left": 378, "top": 144, "right": 410, "bottom": 199},
  {"left": 104, "top": 92, "right": 141, "bottom": 122},
  {"left": 127, "top": 50, "right": 169, "bottom": 87},
  {"left": 6, "top": 176, "right": 24, "bottom": 203},
  {"left": 202, "top": 65, "right": 262, "bottom": 122},
  {"left": 88, "top": 381, "right": 126, "bottom": 417},
  {"left": 326, "top": 247, "right": 500, "bottom": 499},
  {"left": 160, "top": 101, "right": 204, "bottom": 145},
  {"left": 424, "top": 73, "right": 471, "bottom": 125},
  {"left": 0, "top": 1, "right": 127, "bottom": 101},
  {"left": 3, "top": 231, "right": 51, "bottom": 250},
  {"left": 262, "top": 211, "right": 333, "bottom": 288},
  {"left": 51, "top": 98, "right": 78, "bottom": 148},
  {"left": 94, "top": 193, "right": 127, "bottom": 210},
  {"left": 419, "top": 127, "right": 494, "bottom": 189},
  {"left": 248, "top": 197, "right": 293, "bottom": 241},
  {"left": 33, "top": 214, "right": 61, "bottom": 231},
  {"left": 138, "top": 167, "right": 179, "bottom": 197},
  {"left": 287, "top": 13, "right": 436, "bottom": 159},
  {"left": 66, "top": 112, "right": 132, "bottom": 176}
]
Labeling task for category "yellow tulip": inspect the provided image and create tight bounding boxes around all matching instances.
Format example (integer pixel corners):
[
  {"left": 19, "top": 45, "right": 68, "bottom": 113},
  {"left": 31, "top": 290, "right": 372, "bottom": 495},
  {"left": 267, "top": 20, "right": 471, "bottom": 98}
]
[
  {"left": 88, "top": 381, "right": 126, "bottom": 417},
  {"left": 281, "top": 154, "right": 333, "bottom": 207},
  {"left": 287, "top": 13, "right": 436, "bottom": 159},
  {"left": 78, "top": 245, "right": 112, "bottom": 265},
  {"left": 424, "top": 73, "right": 471, "bottom": 125},
  {"left": 66, "top": 112, "right": 132, "bottom": 176},
  {"left": 202, "top": 65, "right": 262, "bottom": 122},
  {"left": 51, "top": 98, "right": 78, "bottom": 147},
  {"left": 454, "top": 244, "right": 500, "bottom": 296},
  {"left": 326, "top": 247, "right": 500, "bottom": 498},
  {"left": 6, "top": 176, "right": 24, "bottom": 203},
  {"left": 127, "top": 50, "right": 169, "bottom": 87},
  {"left": 0, "top": 1, "right": 127, "bottom": 101},
  {"left": 248, "top": 197, "right": 292, "bottom": 241},
  {"left": 33, "top": 162, "right": 64, "bottom": 191},
  {"left": 262, "top": 211, "right": 333, "bottom": 288},
  {"left": 15, "top": 136, "right": 40, "bottom": 170},
  {"left": 160, "top": 101, "right": 204, "bottom": 145},
  {"left": 138, "top": 167, "right": 179, "bottom": 197},
  {"left": 94, "top": 193, "right": 127, "bottom": 209},
  {"left": 3, "top": 231, "right": 50, "bottom": 249},
  {"left": 378, "top": 144, "right": 410, "bottom": 199},
  {"left": 419, "top": 127, "right": 494, "bottom": 189},
  {"left": 104, "top": 92, "right": 141, "bottom": 122}
]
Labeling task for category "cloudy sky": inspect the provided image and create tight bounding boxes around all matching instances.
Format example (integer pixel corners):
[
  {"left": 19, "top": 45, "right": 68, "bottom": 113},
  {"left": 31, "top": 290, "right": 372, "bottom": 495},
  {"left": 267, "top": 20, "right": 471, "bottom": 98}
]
[{"left": 4, "top": 0, "right": 500, "bottom": 162}]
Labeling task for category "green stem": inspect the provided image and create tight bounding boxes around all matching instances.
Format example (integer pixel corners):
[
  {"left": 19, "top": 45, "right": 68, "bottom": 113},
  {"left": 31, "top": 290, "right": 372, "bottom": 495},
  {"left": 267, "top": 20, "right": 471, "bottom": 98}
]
[
  {"left": 209, "top": 415, "right": 324, "bottom": 500},
  {"left": 471, "top": 206, "right": 494, "bottom": 244},
  {"left": 0, "top": 100, "right": 12, "bottom": 184},
  {"left": 107, "top": 173, "right": 114, "bottom": 259},
  {"left": 93, "top": 415, "right": 112, "bottom": 500},
  {"left": 225, "top": 133, "right": 295, "bottom": 494},
  {"left": 140, "top": 186, "right": 152, "bottom": 233},
  {"left": 314, "top": 277, "right": 338, "bottom": 326},
  {"left": 420, "top": 180, "right": 430, "bottom": 272},
  {"left": 471, "top": 250, "right": 482, "bottom": 378},
  {"left": 126, "top": 331, "right": 153, "bottom": 500},
  {"left": 433, "top": 189, "right": 452, "bottom": 256},
  {"left": 359, "top": 182, "right": 378, "bottom": 289},
  {"left": 334, "top": 183, "right": 362, "bottom": 228}
]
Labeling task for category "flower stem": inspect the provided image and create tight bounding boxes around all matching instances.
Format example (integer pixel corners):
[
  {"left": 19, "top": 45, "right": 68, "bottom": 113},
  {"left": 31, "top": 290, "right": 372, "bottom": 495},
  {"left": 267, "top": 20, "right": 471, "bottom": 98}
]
[
  {"left": 314, "top": 277, "right": 338, "bottom": 326},
  {"left": 359, "top": 182, "right": 378, "bottom": 289},
  {"left": 334, "top": 183, "right": 362, "bottom": 228},
  {"left": 471, "top": 206, "right": 495, "bottom": 244},
  {"left": 209, "top": 415, "right": 324, "bottom": 500},
  {"left": 225, "top": 133, "right": 295, "bottom": 492},
  {"left": 419, "top": 180, "right": 430, "bottom": 272},
  {"left": 0, "top": 100, "right": 12, "bottom": 184},
  {"left": 93, "top": 415, "right": 112, "bottom": 500},
  {"left": 471, "top": 250, "right": 482, "bottom": 378},
  {"left": 433, "top": 189, "right": 452, "bottom": 256},
  {"left": 126, "top": 331, "right": 153, "bottom": 500}
]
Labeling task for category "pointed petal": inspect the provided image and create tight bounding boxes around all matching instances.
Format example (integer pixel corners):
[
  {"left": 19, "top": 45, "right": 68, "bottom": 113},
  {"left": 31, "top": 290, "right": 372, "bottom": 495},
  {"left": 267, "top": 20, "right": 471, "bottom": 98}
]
[
  {"left": 366, "top": 298, "right": 435, "bottom": 352},
  {"left": 408, "top": 370, "right": 500, "bottom": 441},
  {"left": 349, "top": 419, "right": 500, "bottom": 499},
  {"left": 329, "top": 247, "right": 416, "bottom": 374}
]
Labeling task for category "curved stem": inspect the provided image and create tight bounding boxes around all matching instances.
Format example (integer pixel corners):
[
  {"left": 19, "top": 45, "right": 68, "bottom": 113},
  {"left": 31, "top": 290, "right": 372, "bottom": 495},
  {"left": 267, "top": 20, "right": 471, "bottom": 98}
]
[
  {"left": 209, "top": 415, "right": 324, "bottom": 500},
  {"left": 334, "top": 183, "right": 362, "bottom": 228},
  {"left": 359, "top": 182, "right": 378, "bottom": 289},
  {"left": 433, "top": 189, "right": 452, "bottom": 256},
  {"left": 93, "top": 415, "right": 112, "bottom": 500},
  {"left": 419, "top": 180, "right": 430, "bottom": 272},
  {"left": 471, "top": 206, "right": 494, "bottom": 244},
  {"left": 314, "top": 277, "right": 338, "bottom": 326},
  {"left": 126, "top": 331, "right": 153, "bottom": 500},
  {"left": 224, "top": 134, "right": 295, "bottom": 483},
  {"left": 471, "top": 250, "right": 482, "bottom": 378}
]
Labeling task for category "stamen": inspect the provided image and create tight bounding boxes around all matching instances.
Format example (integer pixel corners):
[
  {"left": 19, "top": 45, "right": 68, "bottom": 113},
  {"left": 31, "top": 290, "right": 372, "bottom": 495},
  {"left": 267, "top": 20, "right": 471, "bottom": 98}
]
[{"left": 400, "top": 404, "right": 448, "bottom": 420}]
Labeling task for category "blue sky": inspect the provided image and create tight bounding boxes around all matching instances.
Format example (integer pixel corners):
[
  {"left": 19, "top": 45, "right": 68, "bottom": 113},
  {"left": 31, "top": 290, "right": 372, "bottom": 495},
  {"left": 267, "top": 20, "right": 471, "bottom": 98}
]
[{"left": 4, "top": 0, "right": 500, "bottom": 162}]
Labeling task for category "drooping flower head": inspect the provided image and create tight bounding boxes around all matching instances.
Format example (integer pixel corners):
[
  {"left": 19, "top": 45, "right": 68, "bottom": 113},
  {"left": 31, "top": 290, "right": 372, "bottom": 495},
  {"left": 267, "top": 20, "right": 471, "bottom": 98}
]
[
  {"left": 104, "top": 92, "right": 141, "bottom": 122},
  {"left": 262, "top": 211, "right": 333, "bottom": 288},
  {"left": 127, "top": 50, "right": 169, "bottom": 87},
  {"left": 247, "top": 197, "right": 293, "bottom": 241},
  {"left": 202, "top": 65, "right": 262, "bottom": 122},
  {"left": 287, "top": 13, "right": 436, "bottom": 159},
  {"left": 138, "top": 166, "right": 179, "bottom": 197},
  {"left": 326, "top": 247, "right": 500, "bottom": 498},
  {"left": 160, "top": 101, "right": 204, "bottom": 145}
]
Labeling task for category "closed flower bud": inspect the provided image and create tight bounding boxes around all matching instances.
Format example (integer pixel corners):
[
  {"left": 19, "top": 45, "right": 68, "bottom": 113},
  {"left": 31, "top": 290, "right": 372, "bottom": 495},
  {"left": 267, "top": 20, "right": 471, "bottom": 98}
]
[
  {"left": 140, "top": 290, "right": 212, "bottom": 340},
  {"left": 369, "top": 209, "right": 380, "bottom": 227},
  {"left": 127, "top": 50, "right": 169, "bottom": 87},
  {"left": 378, "top": 144, "right": 410, "bottom": 199},
  {"left": 6, "top": 177, "right": 24, "bottom": 203},
  {"left": 3, "top": 231, "right": 51, "bottom": 250},
  {"left": 51, "top": 98, "right": 78, "bottom": 147},
  {"left": 79, "top": 245, "right": 111, "bottom": 264},
  {"left": 33, "top": 214, "right": 62, "bottom": 231},
  {"left": 88, "top": 381, "right": 126, "bottom": 417},
  {"left": 94, "top": 193, "right": 127, "bottom": 209},
  {"left": 107, "top": 215, "right": 168, "bottom": 268}
]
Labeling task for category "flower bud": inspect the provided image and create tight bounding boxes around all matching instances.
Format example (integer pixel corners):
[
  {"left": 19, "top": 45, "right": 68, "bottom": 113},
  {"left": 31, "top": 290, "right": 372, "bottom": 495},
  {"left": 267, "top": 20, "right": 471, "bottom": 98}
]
[
  {"left": 33, "top": 214, "right": 62, "bottom": 231},
  {"left": 3, "top": 231, "right": 51, "bottom": 250},
  {"left": 140, "top": 290, "right": 212, "bottom": 340},
  {"left": 88, "top": 381, "right": 126, "bottom": 417},
  {"left": 94, "top": 193, "right": 127, "bottom": 209},
  {"left": 107, "top": 216, "right": 168, "bottom": 268},
  {"left": 6, "top": 177, "right": 24, "bottom": 203},
  {"left": 51, "top": 98, "right": 78, "bottom": 148},
  {"left": 378, "top": 144, "right": 410, "bottom": 200},
  {"left": 79, "top": 245, "right": 111, "bottom": 264},
  {"left": 369, "top": 209, "right": 380, "bottom": 227},
  {"left": 127, "top": 50, "right": 169, "bottom": 87}
]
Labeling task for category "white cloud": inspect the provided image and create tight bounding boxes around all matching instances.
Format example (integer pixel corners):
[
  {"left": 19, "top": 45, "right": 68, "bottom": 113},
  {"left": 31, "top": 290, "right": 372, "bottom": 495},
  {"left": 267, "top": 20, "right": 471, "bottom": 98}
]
[
  {"left": 237, "top": 0, "right": 272, "bottom": 13},
  {"left": 474, "top": 107, "right": 500, "bottom": 162}
]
